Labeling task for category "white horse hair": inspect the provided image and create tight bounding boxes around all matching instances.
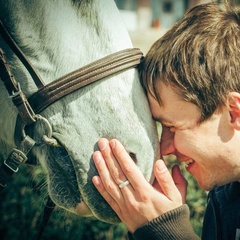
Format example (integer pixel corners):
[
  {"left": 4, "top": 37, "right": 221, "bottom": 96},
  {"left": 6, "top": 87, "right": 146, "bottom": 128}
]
[{"left": 0, "top": 0, "right": 159, "bottom": 223}]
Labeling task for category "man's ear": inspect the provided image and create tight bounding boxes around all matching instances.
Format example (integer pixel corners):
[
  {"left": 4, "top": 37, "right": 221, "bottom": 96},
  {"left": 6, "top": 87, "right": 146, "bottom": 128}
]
[{"left": 227, "top": 92, "right": 240, "bottom": 130}]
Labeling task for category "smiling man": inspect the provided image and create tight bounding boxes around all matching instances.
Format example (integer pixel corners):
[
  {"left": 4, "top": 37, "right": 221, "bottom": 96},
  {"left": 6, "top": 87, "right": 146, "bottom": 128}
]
[{"left": 92, "top": 2, "right": 240, "bottom": 240}]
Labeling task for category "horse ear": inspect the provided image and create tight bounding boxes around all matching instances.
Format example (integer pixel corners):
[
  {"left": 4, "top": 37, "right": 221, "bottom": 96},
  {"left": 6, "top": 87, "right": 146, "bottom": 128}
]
[{"left": 228, "top": 92, "right": 240, "bottom": 130}]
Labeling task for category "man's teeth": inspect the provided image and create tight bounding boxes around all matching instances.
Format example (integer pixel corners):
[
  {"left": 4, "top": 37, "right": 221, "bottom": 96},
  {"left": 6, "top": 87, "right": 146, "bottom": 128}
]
[{"left": 185, "top": 159, "right": 194, "bottom": 167}]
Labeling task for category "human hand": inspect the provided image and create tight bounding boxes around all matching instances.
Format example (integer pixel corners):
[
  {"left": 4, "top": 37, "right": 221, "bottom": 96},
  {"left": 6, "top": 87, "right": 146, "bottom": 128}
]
[{"left": 92, "top": 138, "right": 187, "bottom": 232}]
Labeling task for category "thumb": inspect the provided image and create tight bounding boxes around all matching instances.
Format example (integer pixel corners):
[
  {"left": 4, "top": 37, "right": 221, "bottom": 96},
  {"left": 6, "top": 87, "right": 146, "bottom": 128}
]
[
  {"left": 172, "top": 165, "right": 188, "bottom": 203},
  {"left": 154, "top": 160, "right": 181, "bottom": 201},
  {"left": 152, "top": 177, "right": 162, "bottom": 192}
]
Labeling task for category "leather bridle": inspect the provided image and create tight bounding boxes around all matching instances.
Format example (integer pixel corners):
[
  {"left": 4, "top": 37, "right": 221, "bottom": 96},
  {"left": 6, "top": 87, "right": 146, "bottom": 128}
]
[
  {"left": 0, "top": 21, "right": 143, "bottom": 125},
  {"left": 0, "top": 20, "right": 143, "bottom": 238}
]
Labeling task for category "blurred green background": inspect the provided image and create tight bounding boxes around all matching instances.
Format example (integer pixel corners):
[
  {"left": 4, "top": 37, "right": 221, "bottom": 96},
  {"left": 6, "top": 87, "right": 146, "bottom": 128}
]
[{"left": 0, "top": 156, "right": 207, "bottom": 240}]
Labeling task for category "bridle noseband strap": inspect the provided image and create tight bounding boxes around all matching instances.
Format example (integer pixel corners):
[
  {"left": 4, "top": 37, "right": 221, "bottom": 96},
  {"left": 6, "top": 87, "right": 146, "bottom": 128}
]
[{"left": 28, "top": 48, "right": 143, "bottom": 113}]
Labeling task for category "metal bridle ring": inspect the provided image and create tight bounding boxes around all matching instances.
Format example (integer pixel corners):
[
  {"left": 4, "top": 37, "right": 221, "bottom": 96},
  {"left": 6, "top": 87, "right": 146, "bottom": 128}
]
[
  {"left": 34, "top": 114, "right": 60, "bottom": 147},
  {"left": 35, "top": 114, "right": 53, "bottom": 137}
]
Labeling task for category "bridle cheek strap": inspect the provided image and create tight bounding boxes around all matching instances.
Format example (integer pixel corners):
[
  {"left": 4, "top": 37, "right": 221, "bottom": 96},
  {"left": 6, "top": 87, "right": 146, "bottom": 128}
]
[{"left": 0, "top": 49, "right": 36, "bottom": 125}]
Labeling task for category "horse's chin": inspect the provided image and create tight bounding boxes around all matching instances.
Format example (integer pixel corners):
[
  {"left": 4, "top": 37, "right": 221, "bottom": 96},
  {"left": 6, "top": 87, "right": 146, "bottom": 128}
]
[
  {"left": 74, "top": 202, "right": 92, "bottom": 216},
  {"left": 67, "top": 202, "right": 121, "bottom": 224},
  {"left": 74, "top": 202, "right": 120, "bottom": 223}
]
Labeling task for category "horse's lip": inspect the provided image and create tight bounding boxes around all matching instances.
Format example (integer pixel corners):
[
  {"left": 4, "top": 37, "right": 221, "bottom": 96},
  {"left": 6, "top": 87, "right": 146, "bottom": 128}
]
[{"left": 51, "top": 133, "right": 95, "bottom": 217}]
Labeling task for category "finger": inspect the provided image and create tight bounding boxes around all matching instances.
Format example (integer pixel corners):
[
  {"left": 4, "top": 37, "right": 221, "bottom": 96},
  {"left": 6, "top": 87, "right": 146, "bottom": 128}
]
[
  {"left": 153, "top": 160, "right": 181, "bottom": 201},
  {"left": 92, "top": 151, "right": 122, "bottom": 200},
  {"left": 98, "top": 138, "right": 129, "bottom": 186},
  {"left": 109, "top": 139, "right": 149, "bottom": 190},
  {"left": 92, "top": 175, "right": 121, "bottom": 214},
  {"left": 172, "top": 165, "right": 188, "bottom": 203},
  {"left": 93, "top": 151, "right": 133, "bottom": 210}
]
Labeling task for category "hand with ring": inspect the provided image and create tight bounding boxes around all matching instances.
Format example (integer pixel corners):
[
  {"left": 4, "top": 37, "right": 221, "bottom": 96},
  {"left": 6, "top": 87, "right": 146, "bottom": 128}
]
[{"left": 92, "top": 138, "right": 187, "bottom": 233}]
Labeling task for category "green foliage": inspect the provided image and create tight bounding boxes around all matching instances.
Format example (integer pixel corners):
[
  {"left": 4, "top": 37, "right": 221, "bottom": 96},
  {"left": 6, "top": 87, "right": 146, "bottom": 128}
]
[
  {"left": 0, "top": 159, "right": 206, "bottom": 239},
  {"left": 0, "top": 165, "right": 128, "bottom": 240}
]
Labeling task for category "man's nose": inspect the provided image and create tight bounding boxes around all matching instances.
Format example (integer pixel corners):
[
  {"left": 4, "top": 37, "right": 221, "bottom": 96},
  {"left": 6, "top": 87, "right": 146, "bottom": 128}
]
[{"left": 160, "top": 126, "right": 176, "bottom": 155}]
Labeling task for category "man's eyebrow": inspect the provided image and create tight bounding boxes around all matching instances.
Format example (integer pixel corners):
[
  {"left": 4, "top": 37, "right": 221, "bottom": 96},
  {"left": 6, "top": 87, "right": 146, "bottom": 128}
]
[
  {"left": 152, "top": 116, "right": 162, "bottom": 122},
  {"left": 152, "top": 116, "right": 172, "bottom": 124}
]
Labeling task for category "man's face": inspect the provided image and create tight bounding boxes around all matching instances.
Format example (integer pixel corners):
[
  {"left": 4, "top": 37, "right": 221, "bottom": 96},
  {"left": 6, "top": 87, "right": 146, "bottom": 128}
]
[{"left": 148, "top": 81, "right": 239, "bottom": 191}]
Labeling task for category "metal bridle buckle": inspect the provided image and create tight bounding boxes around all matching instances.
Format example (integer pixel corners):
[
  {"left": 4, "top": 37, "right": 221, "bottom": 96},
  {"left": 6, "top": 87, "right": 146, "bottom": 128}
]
[
  {"left": 4, "top": 148, "right": 28, "bottom": 173},
  {"left": 9, "top": 82, "right": 22, "bottom": 98},
  {"left": 4, "top": 160, "right": 19, "bottom": 173}
]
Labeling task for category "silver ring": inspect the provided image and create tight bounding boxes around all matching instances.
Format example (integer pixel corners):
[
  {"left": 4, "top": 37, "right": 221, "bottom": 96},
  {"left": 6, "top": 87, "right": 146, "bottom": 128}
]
[{"left": 119, "top": 180, "right": 129, "bottom": 188}]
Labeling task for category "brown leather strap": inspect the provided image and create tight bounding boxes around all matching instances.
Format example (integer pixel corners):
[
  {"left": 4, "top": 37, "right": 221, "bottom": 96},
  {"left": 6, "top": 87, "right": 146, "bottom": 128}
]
[
  {"left": 0, "top": 135, "right": 35, "bottom": 191},
  {"left": 0, "top": 49, "right": 19, "bottom": 95},
  {"left": 1, "top": 21, "right": 143, "bottom": 123},
  {"left": 0, "top": 20, "right": 45, "bottom": 88},
  {"left": 28, "top": 48, "right": 143, "bottom": 113},
  {"left": 0, "top": 49, "right": 36, "bottom": 124}
]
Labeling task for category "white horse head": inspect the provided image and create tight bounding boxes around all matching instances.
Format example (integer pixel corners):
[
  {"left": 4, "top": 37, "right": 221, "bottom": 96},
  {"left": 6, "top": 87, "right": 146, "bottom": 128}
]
[{"left": 0, "top": 0, "right": 159, "bottom": 223}]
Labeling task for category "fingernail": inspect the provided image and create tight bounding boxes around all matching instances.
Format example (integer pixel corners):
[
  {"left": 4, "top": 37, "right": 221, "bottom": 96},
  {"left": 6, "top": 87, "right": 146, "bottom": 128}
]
[
  {"left": 109, "top": 139, "right": 116, "bottom": 149},
  {"left": 98, "top": 140, "right": 106, "bottom": 150},
  {"left": 93, "top": 151, "right": 102, "bottom": 163},
  {"left": 92, "top": 176, "right": 100, "bottom": 186},
  {"left": 156, "top": 160, "right": 167, "bottom": 173}
]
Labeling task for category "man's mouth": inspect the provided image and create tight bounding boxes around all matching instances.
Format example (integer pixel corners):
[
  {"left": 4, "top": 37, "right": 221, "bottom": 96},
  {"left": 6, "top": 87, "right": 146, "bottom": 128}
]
[{"left": 185, "top": 159, "right": 194, "bottom": 168}]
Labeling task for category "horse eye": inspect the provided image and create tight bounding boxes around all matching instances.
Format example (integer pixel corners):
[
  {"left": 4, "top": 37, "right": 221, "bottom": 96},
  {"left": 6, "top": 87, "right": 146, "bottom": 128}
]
[{"left": 129, "top": 152, "right": 137, "bottom": 164}]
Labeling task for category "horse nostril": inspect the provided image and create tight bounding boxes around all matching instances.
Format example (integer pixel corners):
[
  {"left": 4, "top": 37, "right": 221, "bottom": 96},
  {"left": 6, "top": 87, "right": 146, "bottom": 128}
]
[{"left": 129, "top": 152, "right": 137, "bottom": 164}]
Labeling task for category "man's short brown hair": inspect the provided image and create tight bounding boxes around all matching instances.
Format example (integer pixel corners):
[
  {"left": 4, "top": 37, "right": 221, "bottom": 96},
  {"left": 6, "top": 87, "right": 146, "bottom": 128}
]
[{"left": 140, "top": 2, "right": 240, "bottom": 122}]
